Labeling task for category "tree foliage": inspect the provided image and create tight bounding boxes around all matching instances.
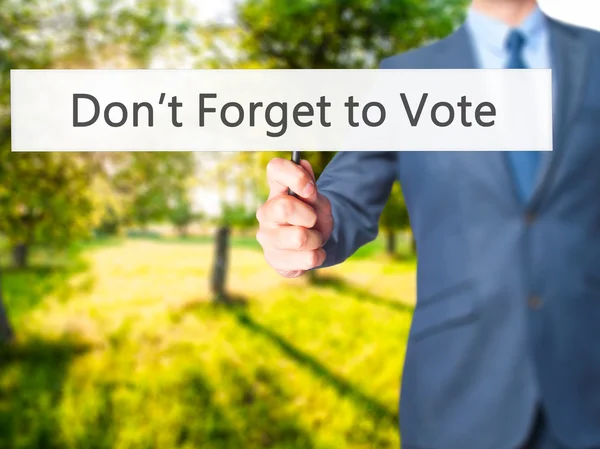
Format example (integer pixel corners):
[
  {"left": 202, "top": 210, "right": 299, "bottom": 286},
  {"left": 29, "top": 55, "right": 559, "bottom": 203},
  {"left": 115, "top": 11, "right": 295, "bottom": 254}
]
[
  {"left": 167, "top": 190, "right": 200, "bottom": 237},
  {"left": 221, "top": 204, "right": 257, "bottom": 230},
  {"left": 0, "top": 154, "right": 99, "bottom": 249},
  {"left": 0, "top": 0, "right": 196, "bottom": 263},
  {"left": 380, "top": 181, "right": 411, "bottom": 254},
  {"left": 238, "top": 0, "right": 467, "bottom": 70},
  {"left": 110, "top": 153, "right": 197, "bottom": 229}
]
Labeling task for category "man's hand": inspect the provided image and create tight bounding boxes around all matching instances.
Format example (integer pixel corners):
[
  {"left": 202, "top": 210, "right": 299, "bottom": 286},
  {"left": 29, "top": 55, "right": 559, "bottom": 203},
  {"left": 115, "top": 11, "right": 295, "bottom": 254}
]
[{"left": 256, "top": 158, "right": 333, "bottom": 278}]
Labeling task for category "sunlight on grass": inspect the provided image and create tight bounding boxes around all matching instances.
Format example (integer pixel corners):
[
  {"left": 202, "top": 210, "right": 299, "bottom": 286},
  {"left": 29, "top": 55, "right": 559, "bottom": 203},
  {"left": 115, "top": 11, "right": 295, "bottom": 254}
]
[{"left": 1, "top": 239, "right": 416, "bottom": 449}]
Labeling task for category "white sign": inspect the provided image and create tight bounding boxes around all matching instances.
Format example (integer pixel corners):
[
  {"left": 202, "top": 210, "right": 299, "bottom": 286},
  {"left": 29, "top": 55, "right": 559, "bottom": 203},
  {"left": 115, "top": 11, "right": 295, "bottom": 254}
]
[{"left": 11, "top": 69, "right": 553, "bottom": 152}]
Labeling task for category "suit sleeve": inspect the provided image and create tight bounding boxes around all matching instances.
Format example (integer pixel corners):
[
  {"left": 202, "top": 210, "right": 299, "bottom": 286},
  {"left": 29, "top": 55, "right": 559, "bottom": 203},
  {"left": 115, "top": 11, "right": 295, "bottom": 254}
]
[{"left": 317, "top": 151, "right": 398, "bottom": 268}]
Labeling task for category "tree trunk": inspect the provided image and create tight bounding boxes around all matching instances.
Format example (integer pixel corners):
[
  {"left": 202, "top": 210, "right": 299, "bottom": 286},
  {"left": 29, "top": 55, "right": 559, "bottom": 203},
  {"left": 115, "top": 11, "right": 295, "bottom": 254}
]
[
  {"left": 178, "top": 225, "right": 188, "bottom": 238},
  {"left": 211, "top": 226, "right": 230, "bottom": 302},
  {"left": 0, "top": 269, "right": 14, "bottom": 343},
  {"left": 410, "top": 232, "right": 417, "bottom": 255},
  {"left": 12, "top": 243, "right": 28, "bottom": 268},
  {"left": 386, "top": 229, "right": 396, "bottom": 256}
]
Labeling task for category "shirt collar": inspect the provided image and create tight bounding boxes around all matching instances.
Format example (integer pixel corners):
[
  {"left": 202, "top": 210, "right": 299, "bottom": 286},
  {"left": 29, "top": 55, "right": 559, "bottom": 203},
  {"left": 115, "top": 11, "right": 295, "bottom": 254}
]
[{"left": 466, "top": 5, "right": 547, "bottom": 56}]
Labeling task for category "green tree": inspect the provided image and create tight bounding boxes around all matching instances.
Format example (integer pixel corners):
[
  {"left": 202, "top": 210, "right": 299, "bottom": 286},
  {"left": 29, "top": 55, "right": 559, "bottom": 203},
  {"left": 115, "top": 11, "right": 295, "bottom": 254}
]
[
  {"left": 201, "top": 154, "right": 249, "bottom": 301},
  {"left": 236, "top": 0, "right": 465, "bottom": 165},
  {"left": 1, "top": 0, "right": 197, "bottom": 249},
  {"left": 111, "top": 153, "right": 197, "bottom": 230},
  {"left": 222, "top": 203, "right": 257, "bottom": 234},
  {"left": 380, "top": 182, "right": 412, "bottom": 256},
  {"left": 236, "top": 0, "right": 465, "bottom": 256},
  {"left": 168, "top": 192, "right": 200, "bottom": 238},
  {"left": 96, "top": 205, "right": 122, "bottom": 237},
  {"left": 0, "top": 0, "right": 198, "bottom": 335},
  {"left": 0, "top": 153, "right": 99, "bottom": 267},
  {"left": 238, "top": 0, "right": 466, "bottom": 70}
]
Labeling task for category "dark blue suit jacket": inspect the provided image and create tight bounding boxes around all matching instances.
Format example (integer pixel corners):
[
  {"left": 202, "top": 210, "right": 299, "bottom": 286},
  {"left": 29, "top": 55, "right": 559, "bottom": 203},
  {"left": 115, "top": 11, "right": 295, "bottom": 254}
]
[{"left": 317, "top": 17, "right": 600, "bottom": 449}]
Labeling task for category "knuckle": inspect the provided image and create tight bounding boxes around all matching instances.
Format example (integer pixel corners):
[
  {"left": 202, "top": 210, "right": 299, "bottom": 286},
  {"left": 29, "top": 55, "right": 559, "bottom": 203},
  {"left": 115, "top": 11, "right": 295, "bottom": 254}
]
[
  {"left": 266, "top": 158, "right": 284, "bottom": 177},
  {"left": 292, "top": 168, "right": 308, "bottom": 186},
  {"left": 255, "top": 204, "right": 265, "bottom": 223},
  {"left": 275, "top": 196, "right": 293, "bottom": 220},
  {"left": 290, "top": 227, "right": 307, "bottom": 249},
  {"left": 263, "top": 251, "right": 278, "bottom": 270},
  {"left": 306, "top": 251, "right": 319, "bottom": 269},
  {"left": 256, "top": 229, "right": 267, "bottom": 248},
  {"left": 307, "top": 210, "right": 318, "bottom": 228},
  {"left": 313, "top": 230, "right": 323, "bottom": 248}
]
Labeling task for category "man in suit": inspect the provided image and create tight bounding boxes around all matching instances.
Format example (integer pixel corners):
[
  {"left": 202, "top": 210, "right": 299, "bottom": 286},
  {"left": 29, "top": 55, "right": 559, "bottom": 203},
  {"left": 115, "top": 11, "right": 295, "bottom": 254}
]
[{"left": 255, "top": 0, "right": 600, "bottom": 448}]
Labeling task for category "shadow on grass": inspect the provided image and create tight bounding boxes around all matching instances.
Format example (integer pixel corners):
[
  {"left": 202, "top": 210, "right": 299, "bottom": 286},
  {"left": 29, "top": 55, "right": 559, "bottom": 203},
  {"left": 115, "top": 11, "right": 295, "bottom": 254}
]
[
  {"left": 130, "top": 361, "right": 323, "bottom": 448},
  {"left": 221, "top": 364, "right": 321, "bottom": 448},
  {"left": 231, "top": 310, "right": 398, "bottom": 427},
  {"left": 175, "top": 371, "right": 246, "bottom": 447},
  {"left": 211, "top": 292, "right": 250, "bottom": 307},
  {"left": 1, "top": 256, "right": 95, "bottom": 323},
  {"left": 310, "top": 275, "right": 414, "bottom": 314},
  {"left": 182, "top": 296, "right": 398, "bottom": 427},
  {"left": 0, "top": 338, "right": 94, "bottom": 449},
  {"left": 0, "top": 338, "right": 247, "bottom": 449},
  {"left": 179, "top": 363, "right": 323, "bottom": 448},
  {"left": 386, "top": 253, "right": 418, "bottom": 264}
]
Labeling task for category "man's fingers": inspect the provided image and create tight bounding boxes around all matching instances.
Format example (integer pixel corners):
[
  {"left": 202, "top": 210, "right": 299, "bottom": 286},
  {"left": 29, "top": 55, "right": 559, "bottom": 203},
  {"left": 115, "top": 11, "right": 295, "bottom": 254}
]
[
  {"left": 264, "top": 248, "right": 326, "bottom": 272},
  {"left": 267, "top": 158, "right": 316, "bottom": 200},
  {"left": 300, "top": 159, "right": 316, "bottom": 182},
  {"left": 258, "top": 157, "right": 326, "bottom": 278},
  {"left": 256, "top": 195, "right": 317, "bottom": 228},
  {"left": 257, "top": 226, "right": 323, "bottom": 251}
]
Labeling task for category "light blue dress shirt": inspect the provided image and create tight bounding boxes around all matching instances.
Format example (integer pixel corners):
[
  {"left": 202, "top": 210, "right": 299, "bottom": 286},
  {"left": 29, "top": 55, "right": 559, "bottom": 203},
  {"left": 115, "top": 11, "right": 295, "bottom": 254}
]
[{"left": 466, "top": 6, "right": 551, "bottom": 70}]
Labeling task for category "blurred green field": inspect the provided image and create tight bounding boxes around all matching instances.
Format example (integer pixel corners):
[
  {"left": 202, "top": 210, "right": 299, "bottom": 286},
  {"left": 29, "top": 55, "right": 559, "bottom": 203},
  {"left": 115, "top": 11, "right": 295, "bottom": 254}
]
[{"left": 0, "top": 237, "right": 416, "bottom": 449}]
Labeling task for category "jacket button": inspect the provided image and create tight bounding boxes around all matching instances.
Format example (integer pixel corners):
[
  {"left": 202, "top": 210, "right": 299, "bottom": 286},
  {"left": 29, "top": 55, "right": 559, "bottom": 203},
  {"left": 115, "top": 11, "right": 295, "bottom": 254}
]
[
  {"left": 528, "top": 296, "right": 543, "bottom": 310},
  {"left": 525, "top": 212, "right": 536, "bottom": 224}
]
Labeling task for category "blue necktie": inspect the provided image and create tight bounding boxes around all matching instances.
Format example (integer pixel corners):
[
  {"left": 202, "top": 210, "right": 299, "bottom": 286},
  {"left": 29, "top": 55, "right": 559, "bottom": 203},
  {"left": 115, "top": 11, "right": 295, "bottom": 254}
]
[{"left": 505, "top": 29, "right": 541, "bottom": 201}]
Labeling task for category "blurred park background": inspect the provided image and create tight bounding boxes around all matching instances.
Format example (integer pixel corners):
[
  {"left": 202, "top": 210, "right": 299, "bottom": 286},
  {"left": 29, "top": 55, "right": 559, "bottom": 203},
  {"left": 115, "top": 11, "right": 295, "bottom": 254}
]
[{"left": 0, "top": 1, "right": 466, "bottom": 448}]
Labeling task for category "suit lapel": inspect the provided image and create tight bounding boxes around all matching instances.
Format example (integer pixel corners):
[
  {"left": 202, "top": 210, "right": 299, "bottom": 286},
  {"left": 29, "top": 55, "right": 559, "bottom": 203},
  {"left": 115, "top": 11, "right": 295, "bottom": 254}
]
[
  {"left": 434, "top": 25, "right": 478, "bottom": 69},
  {"left": 529, "top": 18, "right": 589, "bottom": 208},
  {"left": 429, "top": 20, "right": 589, "bottom": 209},
  {"left": 434, "top": 26, "right": 524, "bottom": 209}
]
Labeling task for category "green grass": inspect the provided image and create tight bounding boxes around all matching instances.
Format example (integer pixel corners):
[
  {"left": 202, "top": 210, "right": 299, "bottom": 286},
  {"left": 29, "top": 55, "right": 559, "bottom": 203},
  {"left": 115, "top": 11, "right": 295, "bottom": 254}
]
[{"left": 0, "top": 238, "right": 415, "bottom": 449}]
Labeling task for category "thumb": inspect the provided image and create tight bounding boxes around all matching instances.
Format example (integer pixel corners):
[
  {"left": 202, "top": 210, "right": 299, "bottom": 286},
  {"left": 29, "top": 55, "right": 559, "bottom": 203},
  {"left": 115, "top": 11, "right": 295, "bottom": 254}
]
[
  {"left": 300, "top": 160, "right": 316, "bottom": 182},
  {"left": 298, "top": 159, "right": 318, "bottom": 205}
]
